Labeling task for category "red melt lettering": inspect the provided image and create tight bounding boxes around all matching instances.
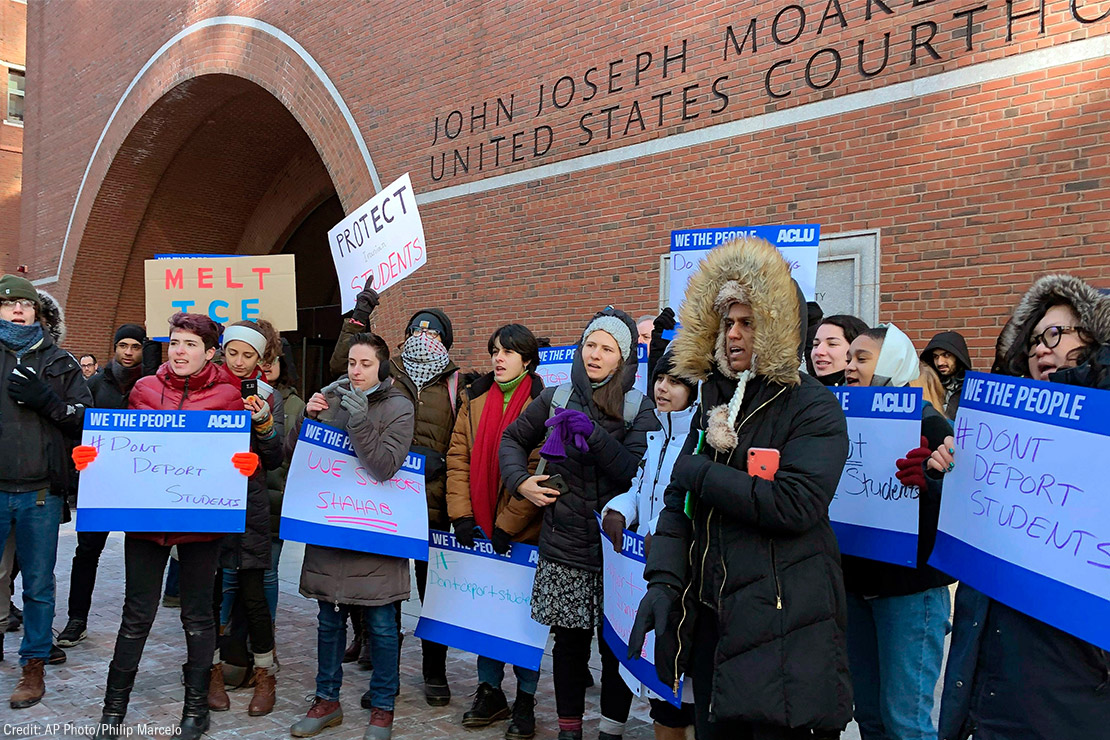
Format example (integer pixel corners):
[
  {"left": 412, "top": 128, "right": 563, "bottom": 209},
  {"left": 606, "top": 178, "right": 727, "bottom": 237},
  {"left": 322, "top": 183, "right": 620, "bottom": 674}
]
[
  {"left": 225, "top": 267, "right": 244, "bottom": 289},
  {"left": 251, "top": 266, "right": 271, "bottom": 289},
  {"left": 197, "top": 268, "right": 213, "bottom": 289},
  {"left": 165, "top": 269, "right": 184, "bottom": 290}
]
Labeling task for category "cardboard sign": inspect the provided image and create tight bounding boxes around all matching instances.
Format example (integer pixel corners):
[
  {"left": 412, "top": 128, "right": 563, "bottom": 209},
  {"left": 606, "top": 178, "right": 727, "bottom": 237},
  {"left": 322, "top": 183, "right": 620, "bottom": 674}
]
[
  {"left": 598, "top": 514, "right": 683, "bottom": 708},
  {"left": 537, "top": 343, "right": 649, "bottom": 395},
  {"left": 328, "top": 172, "right": 426, "bottom": 312},
  {"left": 76, "top": 410, "right": 250, "bottom": 533},
  {"left": 930, "top": 372, "right": 1110, "bottom": 651},
  {"left": 668, "top": 225, "right": 820, "bottom": 315},
  {"left": 280, "top": 419, "right": 429, "bottom": 561},
  {"left": 144, "top": 255, "right": 297, "bottom": 338},
  {"left": 415, "top": 531, "right": 549, "bottom": 671},
  {"left": 828, "top": 387, "right": 925, "bottom": 566}
]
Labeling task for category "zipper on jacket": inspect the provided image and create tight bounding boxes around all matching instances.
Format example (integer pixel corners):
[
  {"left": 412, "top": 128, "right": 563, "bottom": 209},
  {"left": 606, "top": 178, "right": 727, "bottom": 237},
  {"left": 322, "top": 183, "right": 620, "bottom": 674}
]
[
  {"left": 672, "top": 518, "right": 699, "bottom": 696},
  {"left": 770, "top": 540, "right": 783, "bottom": 610},
  {"left": 177, "top": 376, "right": 189, "bottom": 410}
]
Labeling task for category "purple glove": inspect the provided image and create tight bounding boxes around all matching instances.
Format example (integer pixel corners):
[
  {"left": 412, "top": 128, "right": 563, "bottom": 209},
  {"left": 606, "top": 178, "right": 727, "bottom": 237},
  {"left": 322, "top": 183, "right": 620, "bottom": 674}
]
[{"left": 540, "top": 408, "right": 594, "bottom": 461}]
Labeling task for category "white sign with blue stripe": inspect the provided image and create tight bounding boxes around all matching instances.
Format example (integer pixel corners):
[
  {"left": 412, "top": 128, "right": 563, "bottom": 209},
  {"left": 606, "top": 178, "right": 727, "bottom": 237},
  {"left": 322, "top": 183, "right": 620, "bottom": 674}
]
[
  {"left": 537, "top": 343, "right": 648, "bottom": 395},
  {"left": 599, "top": 514, "right": 684, "bottom": 708},
  {"left": 415, "top": 531, "right": 548, "bottom": 671},
  {"left": 828, "top": 387, "right": 924, "bottom": 566},
  {"left": 930, "top": 372, "right": 1110, "bottom": 651},
  {"left": 668, "top": 224, "right": 820, "bottom": 315},
  {"left": 76, "top": 409, "right": 250, "bottom": 533},
  {"left": 280, "top": 419, "right": 429, "bottom": 561}
]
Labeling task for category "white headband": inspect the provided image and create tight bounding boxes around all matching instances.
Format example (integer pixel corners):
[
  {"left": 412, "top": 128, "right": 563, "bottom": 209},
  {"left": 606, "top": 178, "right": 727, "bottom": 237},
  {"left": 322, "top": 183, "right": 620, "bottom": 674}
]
[{"left": 222, "top": 325, "right": 268, "bottom": 357}]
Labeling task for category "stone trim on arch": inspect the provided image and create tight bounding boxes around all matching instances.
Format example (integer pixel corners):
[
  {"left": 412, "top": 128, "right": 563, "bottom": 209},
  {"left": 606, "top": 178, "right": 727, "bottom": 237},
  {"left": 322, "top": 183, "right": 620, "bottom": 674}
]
[{"left": 38, "top": 15, "right": 381, "bottom": 287}]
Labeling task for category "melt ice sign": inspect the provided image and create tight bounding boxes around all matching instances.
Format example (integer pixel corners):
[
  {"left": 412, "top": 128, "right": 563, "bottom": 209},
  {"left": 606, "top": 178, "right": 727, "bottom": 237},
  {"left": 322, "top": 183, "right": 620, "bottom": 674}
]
[
  {"left": 76, "top": 410, "right": 250, "bottom": 533},
  {"left": 930, "top": 372, "right": 1110, "bottom": 651},
  {"left": 328, "top": 172, "right": 427, "bottom": 313},
  {"left": 415, "top": 531, "right": 550, "bottom": 671},
  {"left": 280, "top": 419, "right": 430, "bottom": 561},
  {"left": 144, "top": 254, "right": 297, "bottom": 339},
  {"left": 537, "top": 343, "right": 649, "bottom": 395},
  {"left": 828, "top": 387, "right": 925, "bottom": 567},
  {"left": 668, "top": 224, "right": 820, "bottom": 314}
]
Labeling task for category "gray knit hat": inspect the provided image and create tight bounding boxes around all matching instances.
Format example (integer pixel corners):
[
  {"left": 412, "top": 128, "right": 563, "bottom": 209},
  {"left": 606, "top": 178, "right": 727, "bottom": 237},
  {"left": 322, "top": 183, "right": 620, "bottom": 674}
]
[{"left": 581, "top": 315, "right": 633, "bottom": 360}]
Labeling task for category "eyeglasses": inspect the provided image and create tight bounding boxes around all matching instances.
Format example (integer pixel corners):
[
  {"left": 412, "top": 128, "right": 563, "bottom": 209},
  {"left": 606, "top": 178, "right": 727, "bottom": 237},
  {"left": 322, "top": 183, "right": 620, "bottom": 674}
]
[
  {"left": 0, "top": 299, "right": 35, "bottom": 310},
  {"left": 410, "top": 327, "right": 440, "bottom": 339},
  {"left": 1027, "top": 325, "right": 1085, "bottom": 355}
]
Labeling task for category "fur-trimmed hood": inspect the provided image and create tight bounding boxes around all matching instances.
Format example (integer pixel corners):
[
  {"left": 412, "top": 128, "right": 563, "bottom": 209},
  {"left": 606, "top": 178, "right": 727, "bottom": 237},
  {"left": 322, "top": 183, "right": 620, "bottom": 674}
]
[
  {"left": 670, "top": 237, "right": 803, "bottom": 386},
  {"left": 36, "top": 290, "right": 66, "bottom": 344},
  {"left": 998, "top": 274, "right": 1110, "bottom": 363}
]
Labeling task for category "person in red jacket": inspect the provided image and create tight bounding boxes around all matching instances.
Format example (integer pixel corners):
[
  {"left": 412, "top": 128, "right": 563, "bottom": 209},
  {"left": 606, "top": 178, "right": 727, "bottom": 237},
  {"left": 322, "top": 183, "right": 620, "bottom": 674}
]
[{"left": 89, "top": 313, "right": 247, "bottom": 740}]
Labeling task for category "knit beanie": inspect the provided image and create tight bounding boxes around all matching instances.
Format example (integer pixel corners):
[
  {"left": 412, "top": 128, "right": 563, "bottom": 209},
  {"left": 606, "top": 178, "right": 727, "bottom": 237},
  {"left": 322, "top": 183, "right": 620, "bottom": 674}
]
[
  {"left": 580, "top": 315, "right": 632, "bottom": 360},
  {"left": 0, "top": 275, "right": 40, "bottom": 308},
  {"left": 114, "top": 323, "right": 146, "bottom": 345}
]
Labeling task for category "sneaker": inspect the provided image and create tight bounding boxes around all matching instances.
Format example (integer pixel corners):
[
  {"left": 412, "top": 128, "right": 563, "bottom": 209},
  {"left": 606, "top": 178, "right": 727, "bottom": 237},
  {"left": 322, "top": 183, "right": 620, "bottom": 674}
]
[
  {"left": 48, "top": 644, "right": 67, "bottom": 666},
  {"left": 56, "top": 619, "right": 88, "bottom": 647},
  {"left": 162, "top": 595, "right": 181, "bottom": 609},
  {"left": 461, "top": 682, "right": 509, "bottom": 728},
  {"left": 363, "top": 708, "right": 393, "bottom": 740},
  {"left": 290, "top": 696, "right": 342, "bottom": 738}
]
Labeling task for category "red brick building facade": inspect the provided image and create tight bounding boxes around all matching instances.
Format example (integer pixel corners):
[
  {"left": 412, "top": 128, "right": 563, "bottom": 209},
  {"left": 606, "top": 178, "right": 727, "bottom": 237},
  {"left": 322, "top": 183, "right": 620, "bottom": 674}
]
[
  {"left": 18, "top": 0, "right": 1110, "bottom": 382},
  {"left": 0, "top": 0, "right": 24, "bottom": 275}
]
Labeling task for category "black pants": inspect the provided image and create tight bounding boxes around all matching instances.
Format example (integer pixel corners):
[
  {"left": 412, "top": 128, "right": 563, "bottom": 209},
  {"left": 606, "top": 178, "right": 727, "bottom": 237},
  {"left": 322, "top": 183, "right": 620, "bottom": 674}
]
[
  {"left": 551, "top": 624, "right": 632, "bottom": 722},
  {"left": 68, "top": 530, "right": 109, "bottom": 621},
  {"left": 692, "top": 605, "right": 820, "bottom": 740},
  {"left": 110, "top": 536, "right": 220, "bottom": 673},
  {"left": 214, "top": 568, "right": 273, "bottom": 658},
  {"left": 414, "top": 559, "right": 448, "bottom": 679}
]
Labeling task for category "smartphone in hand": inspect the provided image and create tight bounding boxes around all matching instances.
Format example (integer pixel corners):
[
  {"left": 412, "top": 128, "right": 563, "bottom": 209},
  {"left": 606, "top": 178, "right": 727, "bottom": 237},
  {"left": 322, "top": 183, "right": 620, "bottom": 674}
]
[
  {"left": 543, "top": 474, "right": 570, "bottom": 495},
  {"left": 240, "top": 378, "right": 258, "bottom": 399},
  {"left": 747, "top": 448, "right": 780, "bottom": 481}
]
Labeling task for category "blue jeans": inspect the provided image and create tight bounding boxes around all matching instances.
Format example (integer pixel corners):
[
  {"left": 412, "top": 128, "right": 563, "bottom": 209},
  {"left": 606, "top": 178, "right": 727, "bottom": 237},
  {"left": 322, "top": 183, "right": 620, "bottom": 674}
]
[
  {"left": 0, "top": 490, "right": 61, "bottom": 664},
  {"left": 477, "top": 654, "right": 540, "bottom": 696},
  {"left": 315, "top": 601, "right": 399, "bottom": 709},
  {"left": 847, "top": 587, "right": 951, "bottom": 740},
  {"left": 221, "top": 539, "right": 284, "bottom": 625}
]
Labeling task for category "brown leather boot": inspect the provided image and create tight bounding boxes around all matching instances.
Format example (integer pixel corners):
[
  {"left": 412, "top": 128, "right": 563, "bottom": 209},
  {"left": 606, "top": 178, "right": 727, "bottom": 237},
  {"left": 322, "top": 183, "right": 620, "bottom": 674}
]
[
  {"left": 10, "top": 658, "right": 45, "bottom": 709},
  {"left": 207, "top": 663, "right": 230, "bottom": 711},
  {"left": 247, "top": 667, "right": 275, "bottom": 716}
]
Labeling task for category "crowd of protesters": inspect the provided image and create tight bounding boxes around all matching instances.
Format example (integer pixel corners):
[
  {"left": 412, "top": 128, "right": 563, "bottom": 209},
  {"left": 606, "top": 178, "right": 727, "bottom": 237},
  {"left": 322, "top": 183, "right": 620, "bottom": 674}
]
[{"left": 0, "top": 234, "right": 1107, "bottom": 740}]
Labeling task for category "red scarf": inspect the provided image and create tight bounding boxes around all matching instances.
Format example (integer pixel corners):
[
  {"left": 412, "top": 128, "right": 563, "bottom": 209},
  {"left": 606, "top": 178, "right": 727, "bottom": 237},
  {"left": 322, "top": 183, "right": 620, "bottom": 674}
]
[{"left": 470, "top": 378, "right": 533, "bottom": 534}]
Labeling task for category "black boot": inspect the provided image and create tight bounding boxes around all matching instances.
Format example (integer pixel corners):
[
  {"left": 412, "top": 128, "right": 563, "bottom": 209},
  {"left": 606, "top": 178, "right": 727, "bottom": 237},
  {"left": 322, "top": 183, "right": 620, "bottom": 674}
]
[
  {"left": 179, "top": 665, "right": 211, "bottom": 740},
  {"left": 505, "top": 691, "right": 536, "bottom": 740},
  {"left": 462, "top": 682, "right": 509, "bottom": 727},
  {"left": 92, "top": 664, "right": 138, "bottom": 739}
]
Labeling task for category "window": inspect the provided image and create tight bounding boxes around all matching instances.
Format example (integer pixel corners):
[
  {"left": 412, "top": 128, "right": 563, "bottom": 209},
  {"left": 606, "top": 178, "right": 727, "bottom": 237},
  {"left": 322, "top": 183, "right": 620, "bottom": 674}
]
[{"left": 7, "top": 68, "right": 23, "bottom": 124}]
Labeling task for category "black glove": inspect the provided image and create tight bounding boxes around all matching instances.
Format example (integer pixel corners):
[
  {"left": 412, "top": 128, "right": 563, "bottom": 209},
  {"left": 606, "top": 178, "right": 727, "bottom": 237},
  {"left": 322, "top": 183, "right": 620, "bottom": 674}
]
[
  {"left": 653, "top": 306, "right": 676, "bottom": 335},
  {"left": 453, "top": 516, "right": 478, "bottom": 548},
  {"left": 628, "top": 584, "right": 679, "bottom": 660},
  {"left": 672, "top": 454, "right": 711, "bottom": 496},
  {"left": 141, "top": 339, "right": 162, "bottom": 377},
  {"left": 351, "top": 275, "right": 380, "bottom": 326},
  {"left": 8, "top": 365, "right": 62, "bottom": 415},
  {"left": 491, "top": 527, "right": 512, "bottom": 555},
  {"left": 602, "top": 510, "right": 626, "bottom": 553}
]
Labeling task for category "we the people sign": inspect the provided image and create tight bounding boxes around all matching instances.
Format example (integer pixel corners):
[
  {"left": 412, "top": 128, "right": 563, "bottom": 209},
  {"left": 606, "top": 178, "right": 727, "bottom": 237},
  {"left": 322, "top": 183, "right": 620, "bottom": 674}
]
[
  {"left": 145, "top": 255, "right": 297, "bottom": 337},
  {"left": 930, "top": 372, "right": 1110, "bottom": 651},
  {"left": 328, "top": 173, "right": 427, "bottom": 312},
  {"left": 76, "top": 409, "right": 250, "bottom": 533}
]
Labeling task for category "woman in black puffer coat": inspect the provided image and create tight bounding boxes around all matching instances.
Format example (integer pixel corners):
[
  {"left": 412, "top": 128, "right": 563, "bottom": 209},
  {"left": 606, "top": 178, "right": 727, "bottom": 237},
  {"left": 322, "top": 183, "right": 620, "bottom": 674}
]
[{"left": 501, "top": 307, "right": 658, "bottom": 740}]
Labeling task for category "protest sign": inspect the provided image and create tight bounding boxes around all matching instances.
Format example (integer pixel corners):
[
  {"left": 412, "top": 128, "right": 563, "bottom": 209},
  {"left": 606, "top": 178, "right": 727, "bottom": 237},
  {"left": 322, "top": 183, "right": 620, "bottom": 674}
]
[
  {"left": 828, "top": 387, "right": 925, "bottom": 566},
  {"left": 76, "top": 409, "right": 250, "bottom": 533},
  {"left": 144, "top": 254, "right": 297, "bottom": 338},
  {"left": 415, "top": 531, "right": 549, "bottom": 670},
  {"left": 328, "top": 172, "right": 426, "bottom": 312},
  {"left": 930, "top": 372, "right": 1110, "bottom": 651},
  {"left": 537, "top": 343, "right": 649, "bottom": 395},
  {"left": 598, "top": 514, "right": 683, "bottom": 708},
  {"left": 668, "top": 225, "right": 820, "bottom": 314},
  {"left": 280, "top": 419, "right": 429, "bottom": 561}
]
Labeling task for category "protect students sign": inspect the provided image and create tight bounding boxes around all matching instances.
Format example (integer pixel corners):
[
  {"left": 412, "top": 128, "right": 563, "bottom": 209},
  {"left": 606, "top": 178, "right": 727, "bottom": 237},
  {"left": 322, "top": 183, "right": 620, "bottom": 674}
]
[
  {"left": 415, "top": 531, "right": 549, "bottom": 671},
  {"left": 598, "top": 514, "right": 683, "bottom": 708},
  {"left": 280, "top": 419, "right": 429, "bottom": 561},
  {"left": 537, "top": 343, "right": 649, "bottom": 395},
  {"left": 930, "top": 372, "right": 1110, "bottom": 651},
  {"left": 829, "top": 387, "right": 924, "bottom": 567},
  {"left": 668, "top": 224, "right": 820, "bottom": 314},
  {"left": 76, "top": 410, "right": 250, "bottom": 533},
  {"left": 145, "top": 255, "right": 297, "bottom": 337},
  {"left": 328, "top": 172, "right": 426, "bottom": 312}
]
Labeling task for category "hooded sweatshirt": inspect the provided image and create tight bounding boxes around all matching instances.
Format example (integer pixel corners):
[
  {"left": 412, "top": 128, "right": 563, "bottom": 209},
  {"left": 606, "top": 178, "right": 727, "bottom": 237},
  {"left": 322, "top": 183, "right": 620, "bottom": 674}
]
[{"left": 921, "top": 331, "right": 972, "bottom": 420}]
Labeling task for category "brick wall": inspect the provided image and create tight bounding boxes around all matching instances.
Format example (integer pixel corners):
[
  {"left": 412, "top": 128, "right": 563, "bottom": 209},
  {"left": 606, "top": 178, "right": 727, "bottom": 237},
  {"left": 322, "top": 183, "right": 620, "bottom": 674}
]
[{"left": 21, "top": 0, "right": 1110, "bottom": 370}]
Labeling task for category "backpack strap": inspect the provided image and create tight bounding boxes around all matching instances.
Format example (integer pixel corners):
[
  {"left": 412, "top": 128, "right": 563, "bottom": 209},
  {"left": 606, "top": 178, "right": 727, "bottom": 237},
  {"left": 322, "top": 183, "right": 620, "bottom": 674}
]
[
  {"left": 622, "top": 388, "right": 645, "bottom": 429},
  {"left": 447, "top": 370, "right": 460, "bottom": 417},
  {"left": 549, "top": 383, "right": 573, "bottom": 418}
]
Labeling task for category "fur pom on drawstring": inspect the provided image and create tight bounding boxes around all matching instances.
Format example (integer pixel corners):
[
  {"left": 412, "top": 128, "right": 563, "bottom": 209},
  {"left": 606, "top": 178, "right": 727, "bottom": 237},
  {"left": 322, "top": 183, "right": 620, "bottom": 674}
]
[{"left": 705, "top": 367, "right": 753, "bottom": 452}]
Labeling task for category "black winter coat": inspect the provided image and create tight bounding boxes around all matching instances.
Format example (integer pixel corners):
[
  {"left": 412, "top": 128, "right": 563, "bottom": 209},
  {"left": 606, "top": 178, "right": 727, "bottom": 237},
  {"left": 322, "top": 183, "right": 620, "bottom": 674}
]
[
  {"left": 86, "top": 361, "right": 142, "bottom": 409},
  {"left": 647, "top": 371, "right": 853, "bottom": 730}
]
